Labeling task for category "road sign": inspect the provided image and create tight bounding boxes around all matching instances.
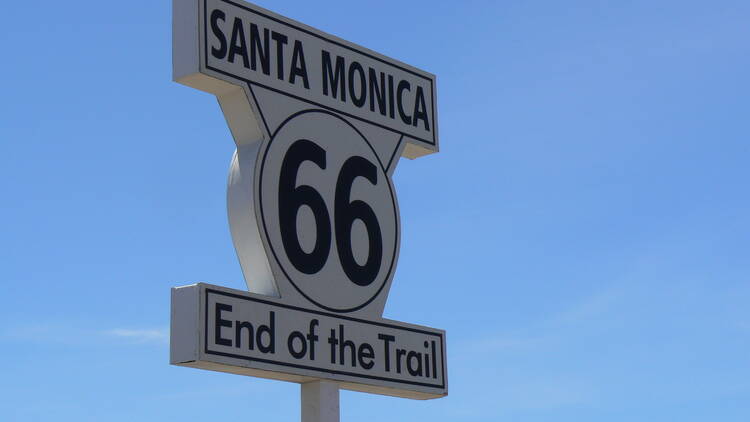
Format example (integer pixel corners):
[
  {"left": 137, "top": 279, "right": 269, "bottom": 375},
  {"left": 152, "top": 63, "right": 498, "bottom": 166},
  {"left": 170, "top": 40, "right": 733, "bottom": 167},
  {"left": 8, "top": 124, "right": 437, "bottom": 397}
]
[
  {"left": 171, "top": 283, "right": 446, "bottom": 399},
  {"left": 170, "top": 0, "right": 446, "bottom": 403}
]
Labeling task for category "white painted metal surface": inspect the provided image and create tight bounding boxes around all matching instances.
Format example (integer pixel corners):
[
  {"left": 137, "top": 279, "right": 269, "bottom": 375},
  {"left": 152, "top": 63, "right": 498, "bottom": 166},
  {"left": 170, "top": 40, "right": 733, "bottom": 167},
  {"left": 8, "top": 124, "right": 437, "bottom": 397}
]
[
  {"left": 173, "top": 0, "right": 440, "bottom": 319},
  {"left": 170, "top": 283, "right": 447, "bottom": 399},
  {"left": 170, "top": 0, "right": 447, "bottom": 418},
  {"left": 301, "top": 381, "right": 339, "bottom": 422}
]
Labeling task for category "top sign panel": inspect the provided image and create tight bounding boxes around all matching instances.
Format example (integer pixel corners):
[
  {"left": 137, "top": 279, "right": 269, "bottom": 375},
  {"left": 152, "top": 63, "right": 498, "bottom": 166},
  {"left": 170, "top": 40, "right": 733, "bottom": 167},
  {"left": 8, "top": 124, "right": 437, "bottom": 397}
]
[{"left": 197, "top": 0, "right": 437, "bottom": 148}]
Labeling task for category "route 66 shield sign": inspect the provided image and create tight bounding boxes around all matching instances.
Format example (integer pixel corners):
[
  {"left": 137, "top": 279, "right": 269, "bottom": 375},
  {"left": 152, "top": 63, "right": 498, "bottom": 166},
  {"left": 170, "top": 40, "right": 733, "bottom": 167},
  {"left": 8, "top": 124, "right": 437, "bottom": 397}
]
[{"left": 170, "top": 0, "right": 446, "bottom": 400}]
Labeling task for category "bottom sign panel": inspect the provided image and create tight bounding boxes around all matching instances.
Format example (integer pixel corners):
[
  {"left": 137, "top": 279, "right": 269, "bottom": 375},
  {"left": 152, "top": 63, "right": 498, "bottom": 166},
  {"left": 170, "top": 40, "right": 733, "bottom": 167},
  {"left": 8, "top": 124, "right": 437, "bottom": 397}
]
[{"left": 170, "top": 283, "right": 447, "bottom": 399}]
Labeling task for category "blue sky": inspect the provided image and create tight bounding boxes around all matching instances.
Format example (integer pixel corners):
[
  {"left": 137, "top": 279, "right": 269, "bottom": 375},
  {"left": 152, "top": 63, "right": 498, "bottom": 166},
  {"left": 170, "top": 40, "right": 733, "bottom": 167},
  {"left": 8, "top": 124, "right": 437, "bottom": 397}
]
[{"left": 1, "top": 1, "right": 748, "bottom": 421}]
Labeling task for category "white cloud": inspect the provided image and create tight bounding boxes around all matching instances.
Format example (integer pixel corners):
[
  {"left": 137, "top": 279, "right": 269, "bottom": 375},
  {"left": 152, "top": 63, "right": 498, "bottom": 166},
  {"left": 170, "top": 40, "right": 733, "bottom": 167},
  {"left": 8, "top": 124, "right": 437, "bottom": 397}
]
[
  {"left": 2, "top": 324, "right": 168, "bottom": 346},
  {"left": 1, "top": 323, "right": 83, "bottom": 345},
  {"left": 457, "top": 285, "right": 627, "bottom": 356},
  {"left": 104, "top": 328, "right": 168, "bottom": 344}
]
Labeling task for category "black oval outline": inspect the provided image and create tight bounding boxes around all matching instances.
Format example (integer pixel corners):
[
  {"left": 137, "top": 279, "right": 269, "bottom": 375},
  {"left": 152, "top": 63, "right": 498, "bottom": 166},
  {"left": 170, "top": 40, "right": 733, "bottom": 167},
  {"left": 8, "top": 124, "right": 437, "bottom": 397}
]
[{"left": 258, "top": 109, "right": 400, "bottom": 313}]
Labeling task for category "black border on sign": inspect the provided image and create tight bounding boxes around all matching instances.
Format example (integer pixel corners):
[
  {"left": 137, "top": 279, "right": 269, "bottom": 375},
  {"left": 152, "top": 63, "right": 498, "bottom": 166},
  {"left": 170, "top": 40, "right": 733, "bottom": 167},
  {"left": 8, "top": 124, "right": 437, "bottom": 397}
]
[
  {"left": 202, "top": 0, "right": 437, "bottom": 147},
  {"left": 258, "top": 109, "right": 399, "bottom": 313},
  {"left": 204, "top": 288, "right": 446, "bottom": 390}
]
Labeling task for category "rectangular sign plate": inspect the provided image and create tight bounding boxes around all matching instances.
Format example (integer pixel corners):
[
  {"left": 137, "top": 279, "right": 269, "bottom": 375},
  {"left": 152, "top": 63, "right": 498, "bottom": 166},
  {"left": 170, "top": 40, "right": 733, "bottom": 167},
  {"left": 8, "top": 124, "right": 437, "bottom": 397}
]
[
  {"left": 174, "top": 0, "right": 438, "bottom": 157},
  {"left": 171, "top": 283, "right": 448, "bottom": 399}
]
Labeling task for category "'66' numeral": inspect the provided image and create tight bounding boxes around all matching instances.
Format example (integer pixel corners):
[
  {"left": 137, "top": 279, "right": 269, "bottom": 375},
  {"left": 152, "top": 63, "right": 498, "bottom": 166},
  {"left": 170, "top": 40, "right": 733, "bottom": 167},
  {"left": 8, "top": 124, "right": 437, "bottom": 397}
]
[{"left": 278, "top": 139, "right": 383, "bottom": 286}]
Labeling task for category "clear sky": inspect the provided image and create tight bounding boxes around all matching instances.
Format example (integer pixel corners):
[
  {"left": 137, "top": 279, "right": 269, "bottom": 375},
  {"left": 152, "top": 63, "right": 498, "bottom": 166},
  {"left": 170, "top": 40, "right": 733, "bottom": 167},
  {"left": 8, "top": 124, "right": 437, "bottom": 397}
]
[{"left": 1, "top": 1, "right": 748, "bottom": 421}]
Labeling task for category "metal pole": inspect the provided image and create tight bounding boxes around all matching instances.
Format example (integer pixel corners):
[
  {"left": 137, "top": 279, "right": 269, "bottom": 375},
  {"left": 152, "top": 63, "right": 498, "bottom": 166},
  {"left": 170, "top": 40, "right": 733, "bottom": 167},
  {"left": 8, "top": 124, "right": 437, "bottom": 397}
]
[{"left": 301, "top": 380, "right": 339, "bottom": 422}]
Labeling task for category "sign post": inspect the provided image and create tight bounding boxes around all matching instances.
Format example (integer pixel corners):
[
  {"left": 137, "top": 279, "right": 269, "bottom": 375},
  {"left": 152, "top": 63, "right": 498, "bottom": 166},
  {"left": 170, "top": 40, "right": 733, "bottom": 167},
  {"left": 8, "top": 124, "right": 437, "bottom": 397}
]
[
  {"left": 170, "top": 0, "right": 445, "bottom": 419},
  {"left": 301, "top": 381, "right": 339, "bottom": 422}
]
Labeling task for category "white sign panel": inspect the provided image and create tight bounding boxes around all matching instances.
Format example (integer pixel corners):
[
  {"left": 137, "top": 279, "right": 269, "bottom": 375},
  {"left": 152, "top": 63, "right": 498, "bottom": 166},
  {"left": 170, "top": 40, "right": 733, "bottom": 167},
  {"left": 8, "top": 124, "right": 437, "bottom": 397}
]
[
  {"left": 204, "top": 0, "right": 436, "bottom": 146},
  {"left": 256, "top": 110, "right": 399, "bottom": 313},
  {"left": 170, "top": 0, "right": 446, "bottom": 401},
  {"left": 176, "top": 0, "right": 438, "bottom": 152},
  {"left": 171, "top": 284, "right": 447, "bottom": 399}
]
